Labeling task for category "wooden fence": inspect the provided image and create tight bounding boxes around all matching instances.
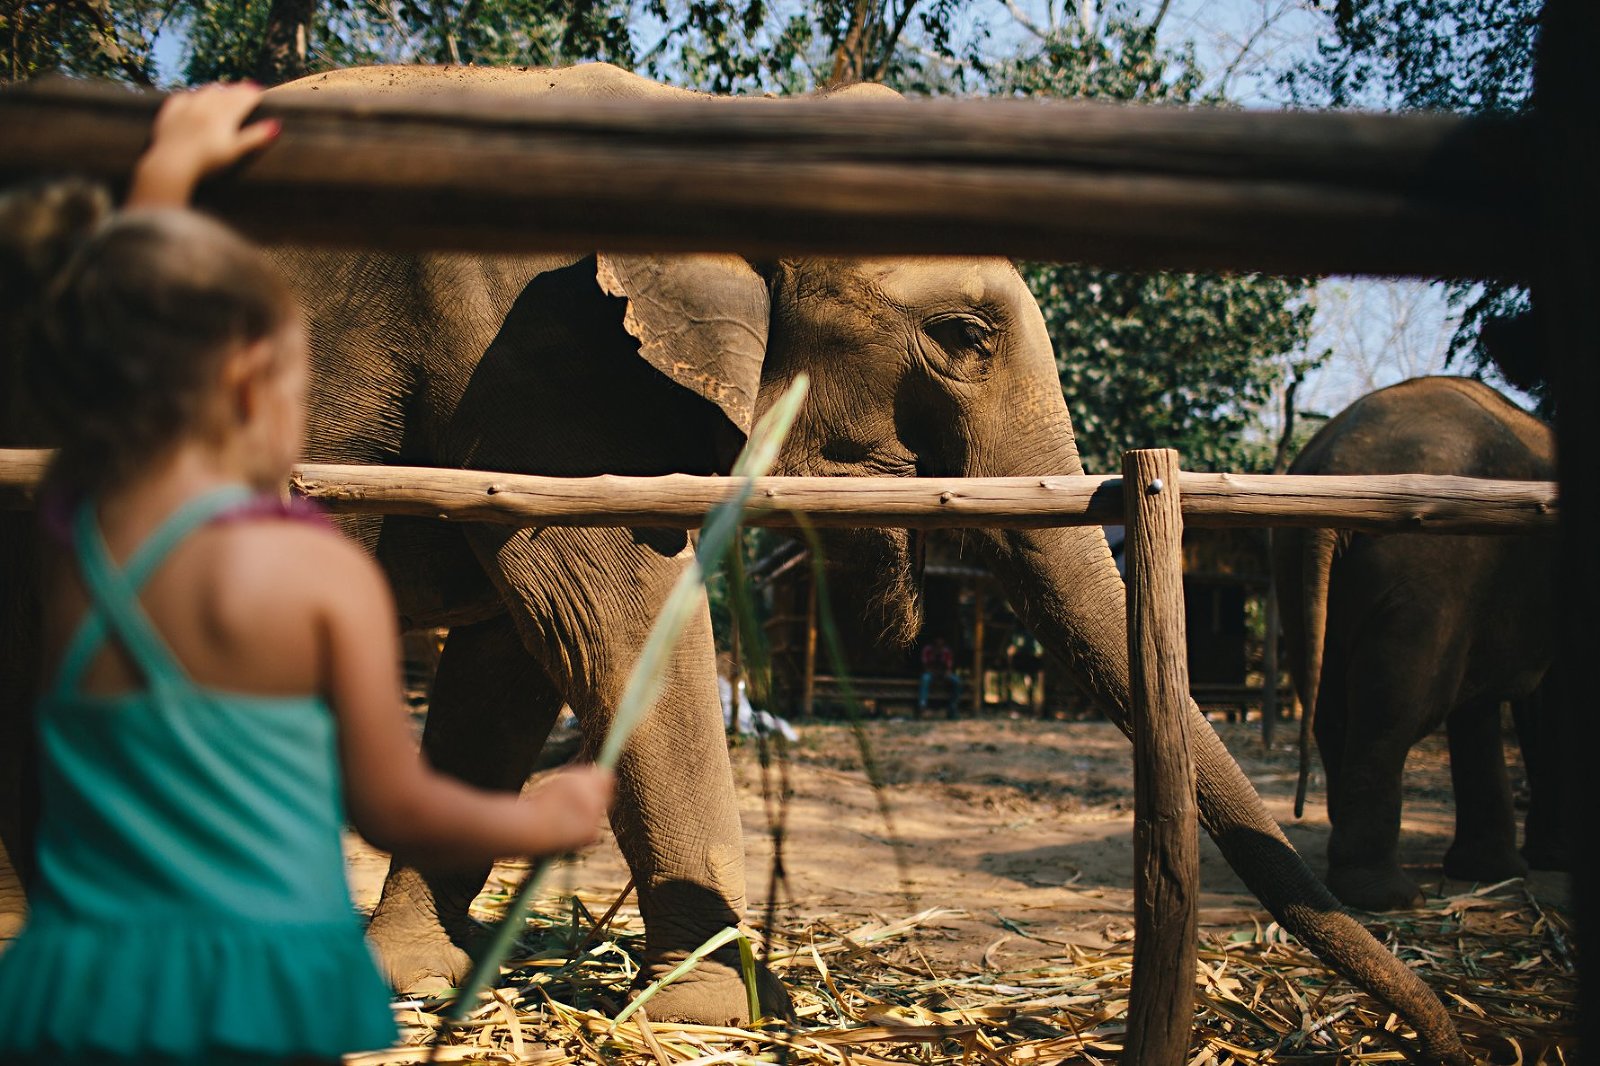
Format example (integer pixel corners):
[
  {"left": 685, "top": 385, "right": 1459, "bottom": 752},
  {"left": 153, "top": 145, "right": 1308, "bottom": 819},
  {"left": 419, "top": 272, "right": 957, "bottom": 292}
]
[
  {"left": 0, "top": 450, "right": 1562, "bottom": 533},
  {"left": 2, "top": 14, "right": 1592, "bottom": 1059},
  {"left": 0, "top": 77, "right": 1535, "bottom": 277}
]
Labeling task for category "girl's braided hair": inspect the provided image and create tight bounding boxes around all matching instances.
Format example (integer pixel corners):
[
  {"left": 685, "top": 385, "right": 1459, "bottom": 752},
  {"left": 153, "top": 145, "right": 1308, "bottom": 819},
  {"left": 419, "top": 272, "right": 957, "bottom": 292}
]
[{"left": 0, "top": 181, "right": 295, "bottom": 494}]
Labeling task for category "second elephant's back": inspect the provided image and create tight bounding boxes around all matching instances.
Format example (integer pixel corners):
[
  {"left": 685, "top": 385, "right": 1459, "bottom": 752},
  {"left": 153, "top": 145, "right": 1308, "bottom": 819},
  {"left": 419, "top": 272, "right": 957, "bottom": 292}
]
[{"left": 1290, "top": 376, "right": 1552, "bottom": 482}]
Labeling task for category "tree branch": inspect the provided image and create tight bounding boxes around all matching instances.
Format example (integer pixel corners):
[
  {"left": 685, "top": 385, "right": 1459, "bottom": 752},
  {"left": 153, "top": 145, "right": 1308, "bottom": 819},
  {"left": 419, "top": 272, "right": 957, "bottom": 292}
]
[
  {"left": 1272, "top": 372, "right": 1302, "bottom": 474},
  {"left": 829, "top": 0, "right": 876, "bottom": 85},
  {"left": 870, "top": 0, "right": 921, "bottom": 81},
  {"left": 1216, "top": 4, "right": 1284, "bottom": 99},
  {"left": 1150, "top": 0, "right": 1173, "bottom": 34},
  {"left": 1002, "top": 0, "right": 1048, "bottom": 41}
]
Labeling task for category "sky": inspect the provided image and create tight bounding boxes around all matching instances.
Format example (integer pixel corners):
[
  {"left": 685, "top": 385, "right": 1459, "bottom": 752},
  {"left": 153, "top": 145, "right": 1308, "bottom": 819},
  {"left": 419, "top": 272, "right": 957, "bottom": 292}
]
[{"left": 1082, "top": 1, "right": 1493, "bottom": 423}]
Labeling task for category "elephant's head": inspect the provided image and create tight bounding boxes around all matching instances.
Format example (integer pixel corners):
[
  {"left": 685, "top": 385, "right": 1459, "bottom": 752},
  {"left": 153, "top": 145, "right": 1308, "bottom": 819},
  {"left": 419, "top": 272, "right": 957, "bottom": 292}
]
[
  {"left": 575, "top": 247, "right": 1124, "bottom": 712},
  {"left": 750, "top": 255, "right": 1127, "bottom": 707}
]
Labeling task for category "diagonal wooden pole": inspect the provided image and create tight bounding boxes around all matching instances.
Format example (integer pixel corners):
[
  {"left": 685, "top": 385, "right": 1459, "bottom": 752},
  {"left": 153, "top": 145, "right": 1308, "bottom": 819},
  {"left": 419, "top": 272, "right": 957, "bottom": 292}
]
[{"left": 1122, "top": 448, "right": 1199, "bottom": 1066}]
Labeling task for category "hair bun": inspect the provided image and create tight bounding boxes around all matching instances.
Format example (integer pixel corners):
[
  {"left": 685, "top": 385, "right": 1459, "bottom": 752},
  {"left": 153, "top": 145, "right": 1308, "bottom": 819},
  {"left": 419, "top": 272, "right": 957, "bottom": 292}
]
[
  {"left": 1, "top": 180, "right": 111, "bottom": 439},
  {"left": 0, "top": 179, "right": 111, "bottom": 316}
]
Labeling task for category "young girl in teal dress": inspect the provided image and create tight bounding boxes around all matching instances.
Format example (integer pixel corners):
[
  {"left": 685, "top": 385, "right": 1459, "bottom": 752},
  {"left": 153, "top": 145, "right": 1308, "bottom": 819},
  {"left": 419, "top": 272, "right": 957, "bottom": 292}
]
[{"left": 0, "top": 85, "right": 614, "bottom": 1065}]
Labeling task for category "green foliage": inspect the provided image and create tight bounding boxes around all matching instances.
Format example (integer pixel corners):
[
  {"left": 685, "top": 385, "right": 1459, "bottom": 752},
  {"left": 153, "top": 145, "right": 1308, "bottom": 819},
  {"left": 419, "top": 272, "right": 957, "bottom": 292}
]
[
  {"left": 1, "top": 0, "right": 164, "bottom": 83},
  {"left": 989, "top": 18, "right": 1200, "bottom": 102},
  {"left": 1029, "top": 267, "right": 1322, "bottom": 474},
  {"left": 182, "top": 0, "right": 270, "bottom": 82},
  {"left": 1280, "top": 0, "right": 1544, "bottom": 401},
  {"left": 326, "top": 0, "right": 634, "bottom": 67},
  {"left": 188, "top": 0, "right": 636, "bottom": 81},
  {"left": 1280, "top": 0, "right": 1541, "bottom": 115},
  {"left": 1001, "top": 21, "right": 1323, "bottom": 472},
  {"left": 635, "top": 0, "right": 985, "bottom": 95}
]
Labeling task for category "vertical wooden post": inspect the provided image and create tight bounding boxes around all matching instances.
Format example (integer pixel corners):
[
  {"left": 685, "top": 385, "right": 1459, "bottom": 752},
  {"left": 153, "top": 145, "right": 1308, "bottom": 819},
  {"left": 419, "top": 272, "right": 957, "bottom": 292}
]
[
  {"left": 802, "top": 571, "right": 818, "bottom": 718},
  {"left": 1122, "top": 448, "right": 1199, "bottom": 1066},
  {"left": 1261, "top": 577, "right": 1280, "bottom": 749},
  {"left": 1534, "top": 0, "right": 1596, "bottom": 1042},
  {"left": 971, "top": 577, "right": 986, "bottom": 715},
  {"left": 729, "top": 594, "right": 743, "bottom": 721}
]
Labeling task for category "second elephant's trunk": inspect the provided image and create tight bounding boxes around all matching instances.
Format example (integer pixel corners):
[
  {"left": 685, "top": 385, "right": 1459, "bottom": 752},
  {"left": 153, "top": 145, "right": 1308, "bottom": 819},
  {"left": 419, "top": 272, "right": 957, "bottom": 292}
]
[{"left": 976, "top": 520, "right": 1470, "bottom": 1065}]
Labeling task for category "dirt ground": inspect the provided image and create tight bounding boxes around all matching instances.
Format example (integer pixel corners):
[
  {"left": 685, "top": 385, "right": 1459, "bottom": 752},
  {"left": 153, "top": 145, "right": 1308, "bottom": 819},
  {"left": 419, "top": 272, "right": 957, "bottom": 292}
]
[{"left": 344, "top": 711, "right": 1572, "bottom": 971}]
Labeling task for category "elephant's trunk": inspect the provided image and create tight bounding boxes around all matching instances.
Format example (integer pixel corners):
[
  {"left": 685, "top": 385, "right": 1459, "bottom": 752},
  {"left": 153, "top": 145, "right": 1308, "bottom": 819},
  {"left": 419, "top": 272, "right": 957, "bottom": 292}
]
[
  {"left": 973, "top": 510, "right": 1470, "bottom": 1065},
  {"left": 1293, "top": 528, "right": 1339, "bottom": 818}
]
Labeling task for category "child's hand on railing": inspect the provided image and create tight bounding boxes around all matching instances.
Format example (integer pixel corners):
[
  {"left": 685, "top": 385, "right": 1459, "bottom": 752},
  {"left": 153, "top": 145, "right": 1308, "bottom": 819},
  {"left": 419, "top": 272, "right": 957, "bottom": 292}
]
[{"left": 129, "top": 83, "right": 280, "bottom": 208}]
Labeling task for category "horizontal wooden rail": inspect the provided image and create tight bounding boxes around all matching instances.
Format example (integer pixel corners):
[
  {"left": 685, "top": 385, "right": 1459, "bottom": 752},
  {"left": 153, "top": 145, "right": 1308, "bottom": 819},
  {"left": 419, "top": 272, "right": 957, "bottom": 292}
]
[
  {"left": 0, "top": 77, "right": 1535, "bottom": 278},
  {"left": 0, "top": 450, "right": 1557, "bottom": 532}
]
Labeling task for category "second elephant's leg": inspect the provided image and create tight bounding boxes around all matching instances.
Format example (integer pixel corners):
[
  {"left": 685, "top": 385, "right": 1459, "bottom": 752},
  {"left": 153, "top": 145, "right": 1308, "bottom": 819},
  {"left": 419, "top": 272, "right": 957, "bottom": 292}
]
[
  {"left": 1513, "top": 672, "right": 1572, "bottom": 871},
  {"left": 470, "top": 523, "right": 777, "bottom": 1026},
  {"left": 366, "top": 614, "right": 566, "bottom": 992},
  {"left": 1323, "top": 668, "right": 1432, "bottom": 911},
  {"left": 1443, "top": 696, "right": 1527, "bottom": 882}
]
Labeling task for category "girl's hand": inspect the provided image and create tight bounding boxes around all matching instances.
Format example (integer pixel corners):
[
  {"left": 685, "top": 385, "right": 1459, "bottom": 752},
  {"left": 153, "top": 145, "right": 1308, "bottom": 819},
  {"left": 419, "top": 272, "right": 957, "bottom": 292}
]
[
  {"left": 525, "top": 766, "right": 616, "bottom": 853},
  {"left": 128, "top": 83, "right": 281, "bottom": 208}
]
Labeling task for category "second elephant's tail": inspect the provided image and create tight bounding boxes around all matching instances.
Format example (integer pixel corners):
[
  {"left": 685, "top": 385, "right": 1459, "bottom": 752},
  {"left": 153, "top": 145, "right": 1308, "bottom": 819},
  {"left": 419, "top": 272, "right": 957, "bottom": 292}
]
[{"left": 1294, "top": 528, "right": 1341, "bottom": 818}]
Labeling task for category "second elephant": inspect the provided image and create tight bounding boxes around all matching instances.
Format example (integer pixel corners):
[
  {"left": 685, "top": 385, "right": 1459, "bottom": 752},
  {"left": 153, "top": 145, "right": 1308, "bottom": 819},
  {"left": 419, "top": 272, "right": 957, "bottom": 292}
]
[{"left": 1273, "top": 376, "right": 1566, "bottom": 912}]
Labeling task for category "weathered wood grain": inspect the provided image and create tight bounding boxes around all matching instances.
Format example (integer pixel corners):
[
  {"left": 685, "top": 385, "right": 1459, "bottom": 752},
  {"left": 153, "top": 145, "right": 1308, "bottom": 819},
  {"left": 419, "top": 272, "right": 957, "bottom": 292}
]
[
  {"left": 1123, "top": 448, "right": 1199, "bottom": 1066},
  {"left": 0, "top": 450, "right": 1559, "bottom": 531},
  {"left": 0, "top": 78, "right": 1536, "bottom": 277}
]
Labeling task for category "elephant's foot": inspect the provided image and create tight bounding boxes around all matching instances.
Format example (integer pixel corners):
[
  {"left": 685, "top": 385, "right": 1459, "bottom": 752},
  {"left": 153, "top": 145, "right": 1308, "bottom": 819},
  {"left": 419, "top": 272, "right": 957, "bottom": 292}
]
[
  {"left": 365, "top": 896, "right": 481, "bottom": 993},
  {"left": 1325, "top": 862, "right": 1425, "bottom": 911},
  {"left": 1442, "top": 838, "right": 1528, "bottom": 885},
  {"left": 635, "top": 945, "right": 791, "bottom": 1026}
]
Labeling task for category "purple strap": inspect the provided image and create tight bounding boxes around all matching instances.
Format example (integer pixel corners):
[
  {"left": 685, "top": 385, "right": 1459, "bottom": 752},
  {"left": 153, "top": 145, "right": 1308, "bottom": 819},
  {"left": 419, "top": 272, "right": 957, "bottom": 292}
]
[{"left": 40, "top": 487, "right": 330, "bottom": 544}]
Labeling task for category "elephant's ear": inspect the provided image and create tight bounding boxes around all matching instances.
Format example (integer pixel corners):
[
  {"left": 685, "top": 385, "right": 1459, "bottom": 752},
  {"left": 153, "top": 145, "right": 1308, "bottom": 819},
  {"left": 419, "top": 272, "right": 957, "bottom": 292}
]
[{"left": 596, "top": 253, "right": 769, "bottom": 437}]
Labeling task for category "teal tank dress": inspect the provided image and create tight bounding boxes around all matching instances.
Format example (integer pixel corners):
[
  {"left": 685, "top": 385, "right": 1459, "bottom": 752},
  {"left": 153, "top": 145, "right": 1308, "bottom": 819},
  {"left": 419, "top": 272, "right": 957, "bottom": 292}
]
[{"left": 0, "top": 487, "right": 398, "bottom": 1065}]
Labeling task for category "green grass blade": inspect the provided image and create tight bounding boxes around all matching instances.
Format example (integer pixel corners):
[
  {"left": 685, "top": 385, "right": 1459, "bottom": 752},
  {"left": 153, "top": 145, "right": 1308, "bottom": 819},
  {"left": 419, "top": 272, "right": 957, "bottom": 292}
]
[
  {"left": 738, "top": 927, "right": 762, "bottom": 1024},
  {"left": 610, "top": 926, "right": 746, "bottom": 1029}
]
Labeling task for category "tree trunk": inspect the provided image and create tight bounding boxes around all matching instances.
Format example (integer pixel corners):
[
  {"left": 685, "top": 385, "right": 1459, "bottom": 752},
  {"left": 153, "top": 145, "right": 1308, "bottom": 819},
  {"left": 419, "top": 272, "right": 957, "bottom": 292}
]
[{"left": 254, "top": 0, "right": 314, "bottom": 86}]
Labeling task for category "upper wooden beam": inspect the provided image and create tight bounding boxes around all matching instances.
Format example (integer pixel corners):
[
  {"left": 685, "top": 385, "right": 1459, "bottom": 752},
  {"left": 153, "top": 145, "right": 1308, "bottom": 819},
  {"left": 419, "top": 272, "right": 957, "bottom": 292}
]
[
  {"left": 0, "top": 77, "right": 1536, "bottom": 278},
  {"left": 0, "top": 449, "right": 1559, "bottom": 533}
]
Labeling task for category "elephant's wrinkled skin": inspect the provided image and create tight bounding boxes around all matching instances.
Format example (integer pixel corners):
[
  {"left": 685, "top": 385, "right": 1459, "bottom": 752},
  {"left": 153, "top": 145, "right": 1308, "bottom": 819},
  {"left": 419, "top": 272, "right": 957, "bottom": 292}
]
[
  {"left": 0, "top": 64, "right": 1469, "bottom": 1060},
  {"left": 1273, "top": 376, "right": 1565, "bottom": 912}
]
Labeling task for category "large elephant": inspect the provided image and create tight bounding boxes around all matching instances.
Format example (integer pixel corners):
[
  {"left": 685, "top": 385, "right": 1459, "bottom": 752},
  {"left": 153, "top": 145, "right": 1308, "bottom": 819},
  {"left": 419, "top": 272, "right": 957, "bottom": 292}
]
[
  {"left": 0, "top": 64, "right": 1470, "bottom": 1059},
  {"left": 1272, "top": 376, "right": 1564, "bottom": 912}
]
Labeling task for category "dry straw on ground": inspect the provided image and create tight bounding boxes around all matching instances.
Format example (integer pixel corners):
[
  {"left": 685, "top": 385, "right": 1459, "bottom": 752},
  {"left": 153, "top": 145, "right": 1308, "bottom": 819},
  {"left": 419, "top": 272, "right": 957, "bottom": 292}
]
[{"left": 349, "top": 874, "right": 1574, "bottom": 1066}]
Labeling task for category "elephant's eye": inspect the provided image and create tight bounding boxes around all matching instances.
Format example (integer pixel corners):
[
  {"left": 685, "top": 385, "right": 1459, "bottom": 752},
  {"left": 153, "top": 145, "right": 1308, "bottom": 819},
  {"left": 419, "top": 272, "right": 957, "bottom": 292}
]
[{"left": 925, "top": 314, "right": 996, "bottom": 358}]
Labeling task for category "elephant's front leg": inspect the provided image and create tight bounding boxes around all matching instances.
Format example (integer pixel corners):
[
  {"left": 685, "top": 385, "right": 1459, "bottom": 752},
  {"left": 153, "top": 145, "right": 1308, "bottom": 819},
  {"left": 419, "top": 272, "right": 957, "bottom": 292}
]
[
  {"left": 470, "top": 524, "right": 780, "bottom": 1026},
  {"left": 1442, "top": 696, "right": 1527, "bottom": 883},
  {"left": 366, "top": 614, "right": 566, "bottom": 991}
]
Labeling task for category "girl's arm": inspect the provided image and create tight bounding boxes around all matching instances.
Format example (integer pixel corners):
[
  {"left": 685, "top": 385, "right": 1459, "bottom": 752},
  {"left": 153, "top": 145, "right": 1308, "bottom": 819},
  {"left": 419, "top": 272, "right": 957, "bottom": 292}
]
[
  {"left": 318, "top": 538, "right": 613, "bottom": 865},
  {"left": 128, "top": 83, "right": 281, "bottom": 209}
]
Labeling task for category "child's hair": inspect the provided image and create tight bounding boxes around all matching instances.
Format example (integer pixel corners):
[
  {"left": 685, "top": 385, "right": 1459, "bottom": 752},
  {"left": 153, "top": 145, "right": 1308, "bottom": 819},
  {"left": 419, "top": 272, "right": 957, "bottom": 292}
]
[{"left": 0, "top": 181, "right": 296, "bottom": 493}]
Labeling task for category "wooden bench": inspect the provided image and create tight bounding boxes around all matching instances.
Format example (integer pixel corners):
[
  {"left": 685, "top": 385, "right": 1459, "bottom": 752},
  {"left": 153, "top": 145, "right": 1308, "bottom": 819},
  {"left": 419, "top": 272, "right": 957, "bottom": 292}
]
[
  {"left": 809, "top": 674, "right": 928, "bottom": 716},
  {"left": 1192, "top": 682, "right": 1296, "bottom": 722}
]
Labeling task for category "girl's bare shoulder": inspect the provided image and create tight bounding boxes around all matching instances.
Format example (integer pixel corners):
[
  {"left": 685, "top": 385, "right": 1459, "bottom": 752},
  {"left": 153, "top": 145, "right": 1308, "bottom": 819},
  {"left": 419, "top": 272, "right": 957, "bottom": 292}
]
[
  {"left": 165, "top": 515, "right": 395, "bottom": 694},
  {"left": 203, "top": 514, "right": 388, "bottom": 616}
]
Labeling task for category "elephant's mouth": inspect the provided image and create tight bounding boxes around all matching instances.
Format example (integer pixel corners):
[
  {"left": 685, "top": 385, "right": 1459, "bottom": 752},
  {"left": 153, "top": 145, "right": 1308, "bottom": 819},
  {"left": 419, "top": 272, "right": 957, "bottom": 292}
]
[{"left": 817, "top": 526, "right": 924, "bottom": 649}]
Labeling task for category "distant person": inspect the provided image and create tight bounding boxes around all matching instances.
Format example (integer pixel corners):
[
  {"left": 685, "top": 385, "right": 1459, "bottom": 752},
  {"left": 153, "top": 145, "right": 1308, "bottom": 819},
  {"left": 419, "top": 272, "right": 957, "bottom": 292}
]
[
  {"left": 918, "top": 635, "right": 960, "bottom": 715},
  {"left": 0, "top": 84, "right": 613, "bottom": 1066},
  {"left": 1012, "top": 635, "right": 1044, "bottom": 714}
]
